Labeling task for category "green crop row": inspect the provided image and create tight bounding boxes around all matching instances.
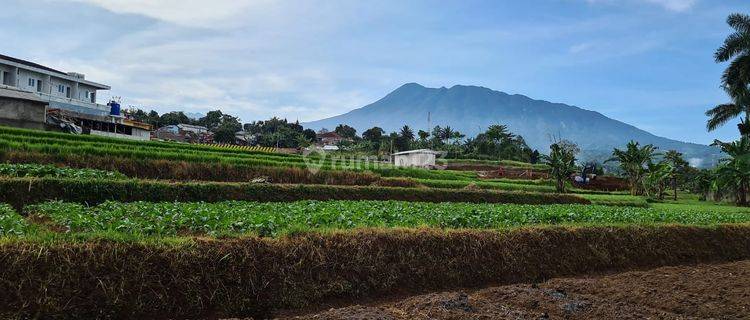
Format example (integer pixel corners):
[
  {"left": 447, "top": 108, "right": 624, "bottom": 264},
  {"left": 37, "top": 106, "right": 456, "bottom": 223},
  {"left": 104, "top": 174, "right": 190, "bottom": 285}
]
[
  {"left": 0, "top": 125, "right": 293, "bottom": 158},
  {"left": 0, "top": 163, "right": 126, "bottom": 180},
  {"left": 0, "top": 204, "right": 28, "bottom": 236},
  {"left": 417, "top": 178, "right": 558, "bottom": 193},
  {"left": 437, "top": 158, "right": 550, "bottom": 170},
  {"left": 0, "top": 132, "right": 308, "bottom": 164},
  {"left": 0, "top": 177, "right": 589, "bottom": 210},
  {"left": 22, "top": 200, "right": 750, "bottom": 237}
]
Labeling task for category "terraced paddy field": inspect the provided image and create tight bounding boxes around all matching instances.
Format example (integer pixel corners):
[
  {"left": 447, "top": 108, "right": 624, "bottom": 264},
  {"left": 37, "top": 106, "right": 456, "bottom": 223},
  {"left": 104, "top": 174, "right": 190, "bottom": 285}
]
[{"left": 1, "top": 125, "right": 749, "bottom": 318}]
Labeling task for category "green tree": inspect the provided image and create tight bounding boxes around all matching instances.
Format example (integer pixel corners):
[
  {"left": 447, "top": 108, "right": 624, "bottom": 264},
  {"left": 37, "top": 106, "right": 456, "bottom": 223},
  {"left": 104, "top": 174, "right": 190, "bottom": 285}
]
[
  {"left": 643, "top": 160, "right": 673, "bottom": 200},
  {"left": 159, "top": 111, "right": 191, "bottom": 126},
  {"left": 197, "top": 110, "right": 224, "bottom": 130},
  {"left": 542, "top": 142, "right": 577, "bottom": 193},
  {"left": 417, "top": 130, "right": 430, "bottom": 142},
  {"left": 395, "top": 125, "right": 415, "bottom": 151},
  {"left": 707, "top": 13, "right": 750, "bottom": 135},
  {"left": 713, "top": 137, "right": 750, "bottom": 205},
  {"left": 606, "top": 141, "right": 660, "bottom": 196},
  {"left": 362, "top": 127, "right": 384, "bottom": 142},
  {"left": 335, "top": 124, "right": 357, "bottom": 139},
  {"left": 663, "top": 150, "right": 689, "bottom": 200},
  {"left": 302, "top": 129, "right": 317, "bottom": 142}
]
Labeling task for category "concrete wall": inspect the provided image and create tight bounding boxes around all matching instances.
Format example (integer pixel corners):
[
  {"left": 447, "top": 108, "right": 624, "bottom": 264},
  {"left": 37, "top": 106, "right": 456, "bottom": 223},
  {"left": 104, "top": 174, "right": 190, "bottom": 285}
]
[
  {"left": 0, "top": 65, "right": 13, "bottom": 86},
  {"left": 49, "top": 76, "right": 76, "bottom": 99},
  {"left": 78, "top": 83, "right": 98, "bottom": 103},
  {"left": 18, "top": 69, "right": 38, "bottom": 92},
  {"left": 394, "top": 153, "right": 436, "bottom": 167},
  {"left": 0, "top": 97, "right": 46, "bottom": 130}
]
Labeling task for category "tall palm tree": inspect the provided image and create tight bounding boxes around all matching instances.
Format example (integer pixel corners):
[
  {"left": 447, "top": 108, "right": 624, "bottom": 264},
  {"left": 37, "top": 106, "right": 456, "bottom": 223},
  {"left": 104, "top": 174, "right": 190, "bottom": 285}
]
[
  {"left": 707, "top": 13, "right": 750, "bottom": 135},
  {"left": 606, "top": 141, "right": 660, "bottom": 195},
  {"left": 713, "top": 137, "right": 750, "bottom": 205},
  {"left": 399, "top": 125, "right": 414, "bottom": 141},
  {"left": 663, "top": 150, "right": 688, "bottom": 200}
]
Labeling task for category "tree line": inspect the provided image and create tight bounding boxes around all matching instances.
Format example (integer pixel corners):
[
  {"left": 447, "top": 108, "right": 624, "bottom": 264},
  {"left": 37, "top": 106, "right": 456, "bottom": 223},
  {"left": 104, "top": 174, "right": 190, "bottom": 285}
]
[
  {"left": 539, "top": 13, "right": 750, "bottom": 206},
  {"left": 330, "top": 123, "right": 538, "bottom": 163}
]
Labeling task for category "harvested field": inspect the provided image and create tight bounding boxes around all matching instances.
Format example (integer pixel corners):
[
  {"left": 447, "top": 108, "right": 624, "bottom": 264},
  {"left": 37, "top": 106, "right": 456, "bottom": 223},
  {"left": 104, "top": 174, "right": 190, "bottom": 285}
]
[
  {"left": 1, "top": 225, "right": 750, "bottom": 319},
  {"left": 288, "top": 260, "right": 750, "bottom": 319}
]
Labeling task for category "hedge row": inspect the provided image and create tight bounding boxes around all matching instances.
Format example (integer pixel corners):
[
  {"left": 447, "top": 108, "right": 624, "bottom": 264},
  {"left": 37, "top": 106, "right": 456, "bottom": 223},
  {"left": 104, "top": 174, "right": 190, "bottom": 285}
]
[
  {"left": 0, "top": 177, "right": 590, "bottom": 209},
  {"left": 2, "top": 225, "right": 749, "bottom": 318}
]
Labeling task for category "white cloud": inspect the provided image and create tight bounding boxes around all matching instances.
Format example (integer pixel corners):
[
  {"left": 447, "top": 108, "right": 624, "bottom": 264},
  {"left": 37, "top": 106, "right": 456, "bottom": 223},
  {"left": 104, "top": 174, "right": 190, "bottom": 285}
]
[
  {"left": 569, "top": 42, "right": 594, "bottom": 54},
  {"left": 69, "top": 0, "right": 274, "bottom": 27},
  {"left": 642, "top": 0, "right": 697, "bottom": 12},
  {"left": 585, "top": 0, "right": 697, "bottom": 12}
]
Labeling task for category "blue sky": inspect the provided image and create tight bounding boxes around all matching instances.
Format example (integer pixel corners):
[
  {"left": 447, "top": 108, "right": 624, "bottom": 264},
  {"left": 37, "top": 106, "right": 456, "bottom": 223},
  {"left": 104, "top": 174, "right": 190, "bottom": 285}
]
[{"left": 2, "top": 0, "right": 749, "bottom": 144}]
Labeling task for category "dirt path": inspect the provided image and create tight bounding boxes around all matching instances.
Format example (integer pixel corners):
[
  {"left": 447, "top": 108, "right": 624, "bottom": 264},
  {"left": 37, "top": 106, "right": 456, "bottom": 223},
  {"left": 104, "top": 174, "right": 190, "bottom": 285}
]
[{"left": 284, "top": 260, "right": 750, "bottom": 319}]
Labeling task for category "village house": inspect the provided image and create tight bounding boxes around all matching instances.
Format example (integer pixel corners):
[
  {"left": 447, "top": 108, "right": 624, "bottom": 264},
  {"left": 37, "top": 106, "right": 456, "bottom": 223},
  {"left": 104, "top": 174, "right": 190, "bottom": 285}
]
[
  {"left": 316, "top": 131, "right": 345, "bottom": 145},
  {"left": 392, "top": 149, "right": 441, "bottom": 168},
  {"left": 0, "top": 54, "right": 151, "bottom": 140},
  {"left": 154, "top": 124, "right": 212, "bottom": 143}
]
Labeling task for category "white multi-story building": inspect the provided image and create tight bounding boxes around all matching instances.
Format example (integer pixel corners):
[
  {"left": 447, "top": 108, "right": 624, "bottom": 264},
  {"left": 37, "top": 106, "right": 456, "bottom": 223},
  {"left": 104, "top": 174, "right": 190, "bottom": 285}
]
[{"left": 0, "top": 54, "right": 151, "bottom": 140}]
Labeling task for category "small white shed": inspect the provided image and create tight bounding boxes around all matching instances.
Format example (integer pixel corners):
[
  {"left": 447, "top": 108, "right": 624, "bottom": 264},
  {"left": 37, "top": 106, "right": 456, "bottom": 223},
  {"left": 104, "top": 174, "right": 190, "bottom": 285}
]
[{"left": 392, "top": 149, "right": 440, "bottom": 168}]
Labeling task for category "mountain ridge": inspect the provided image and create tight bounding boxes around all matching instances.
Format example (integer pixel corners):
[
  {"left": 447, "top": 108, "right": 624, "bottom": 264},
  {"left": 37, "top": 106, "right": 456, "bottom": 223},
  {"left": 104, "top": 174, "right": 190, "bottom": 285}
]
[{"left": 303, "top": 83, "right": 721, "bottom": 167}]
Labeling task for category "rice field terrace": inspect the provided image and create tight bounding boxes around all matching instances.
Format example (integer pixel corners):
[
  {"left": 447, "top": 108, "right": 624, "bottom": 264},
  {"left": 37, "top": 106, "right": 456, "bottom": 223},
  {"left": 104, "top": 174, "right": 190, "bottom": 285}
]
[{"left": 1, "top": 125, "right": 750, "bottom": 318}]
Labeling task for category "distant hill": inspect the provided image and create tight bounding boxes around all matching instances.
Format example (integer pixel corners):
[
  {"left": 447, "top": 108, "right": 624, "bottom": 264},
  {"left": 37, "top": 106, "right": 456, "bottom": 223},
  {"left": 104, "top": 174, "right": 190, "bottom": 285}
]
[{"left": 303, "top": 83, "right": 722, "bottom": 167}]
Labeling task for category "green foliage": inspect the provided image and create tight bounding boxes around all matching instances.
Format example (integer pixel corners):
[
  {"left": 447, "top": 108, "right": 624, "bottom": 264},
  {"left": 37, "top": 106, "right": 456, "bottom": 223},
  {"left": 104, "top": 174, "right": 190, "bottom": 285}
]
[
  {"left": 606, "top": 141, "right": 660, "bottom": 196},
  {"left": 0, "top": 163, "right": 126, "bottom": 180},
  {"left": 542, "top": 142, "right": 577, "bottom": 193},
  {"left": 0, "top": 177, "right": 589, "bottom": 210},
  {"left": 707, "top": 13, "right": 750, "bottom": 134},
  {"left": 0, "top": 204, "right": 28, "bottom": 236},
  {"left": 713, "top": 137, "right": 750, "bottom": 205},
  {"left": 334, "top": 124, "right": 357, "bottom": 139},
  {"left": 25, "top": 200, "right": 750, "bottom": 237}
]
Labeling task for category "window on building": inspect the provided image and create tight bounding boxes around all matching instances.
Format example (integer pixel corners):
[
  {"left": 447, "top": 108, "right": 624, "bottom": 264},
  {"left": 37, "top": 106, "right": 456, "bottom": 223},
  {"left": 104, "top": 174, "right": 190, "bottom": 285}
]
[
  {"left": 28, "top": 78, "right": 35, "bottom": 87},
  {"left": 58, "top": 85, "right": 64, "bottom": 93}
]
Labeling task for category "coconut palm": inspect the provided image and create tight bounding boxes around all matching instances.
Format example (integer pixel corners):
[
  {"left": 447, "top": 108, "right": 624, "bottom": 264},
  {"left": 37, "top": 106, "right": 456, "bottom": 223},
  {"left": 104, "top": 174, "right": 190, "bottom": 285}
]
[
  {"left": 542, "top": 142, "right": 577, "bottom": 193},
  {"left": 606, "top": 141, "right": 660, "bottom": 195},
  {"left": 707, "top": 13, "right": 750, "bottom": 135},
  {"left": 713, "top": 137, "right": 750, "bottom": 205}
]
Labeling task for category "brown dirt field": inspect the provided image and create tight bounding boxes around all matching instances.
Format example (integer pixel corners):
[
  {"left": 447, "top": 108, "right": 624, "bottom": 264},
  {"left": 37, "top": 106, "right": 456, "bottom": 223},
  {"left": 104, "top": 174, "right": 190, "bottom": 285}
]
[{"left": 286, "top": 260, "right": 750, "bottom": 319}]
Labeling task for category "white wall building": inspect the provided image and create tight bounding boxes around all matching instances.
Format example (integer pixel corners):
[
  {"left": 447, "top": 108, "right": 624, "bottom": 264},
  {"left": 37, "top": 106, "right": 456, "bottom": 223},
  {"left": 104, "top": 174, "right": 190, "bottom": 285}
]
[
  {"left": 392, "top": 149, "right": 440, "bottom": 168},
  {"left": 0, "top": 54, "right": 151, "bottom": 140}
]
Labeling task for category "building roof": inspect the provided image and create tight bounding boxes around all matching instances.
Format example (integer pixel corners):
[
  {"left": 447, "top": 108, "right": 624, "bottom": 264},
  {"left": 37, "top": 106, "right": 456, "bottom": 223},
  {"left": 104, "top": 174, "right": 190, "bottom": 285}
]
[
  {"left": 0, "top": 53, "right": 110, "bottom": 90},
  {"left": 0, "top": 53, "right": 67, "bottom": 76},
  {"left": 177, "top": 124, "right": 209, "bottom": 130},
  {"left": 317, "top": 131, "right": 341, "bottom": 139},
  {"left": 392, "top": 149, "right": 441, "bottom": 156}
]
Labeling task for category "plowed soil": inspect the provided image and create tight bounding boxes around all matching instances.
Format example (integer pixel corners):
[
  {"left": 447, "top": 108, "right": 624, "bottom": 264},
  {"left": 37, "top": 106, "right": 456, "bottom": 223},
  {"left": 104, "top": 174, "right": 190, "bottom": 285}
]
[{"left": 284, "top": 260, "right": 750, "bottom": 319}]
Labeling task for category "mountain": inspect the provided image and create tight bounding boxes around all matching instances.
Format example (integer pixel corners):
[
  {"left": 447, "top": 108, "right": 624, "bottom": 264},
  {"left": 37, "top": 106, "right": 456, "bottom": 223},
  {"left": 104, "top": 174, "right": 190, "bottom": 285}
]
[
  {"left": 184, "top": 112, "right": 205, "bottom": 120},
  {"left": 303, "top": 83, "right": 722, "bottom": 167}
]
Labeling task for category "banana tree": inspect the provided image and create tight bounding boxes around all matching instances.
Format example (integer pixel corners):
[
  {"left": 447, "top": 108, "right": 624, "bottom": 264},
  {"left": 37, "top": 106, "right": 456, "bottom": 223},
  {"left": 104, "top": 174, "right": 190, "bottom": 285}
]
[{"left": 606, "top": 141, "right": 660, "bottom": 196}]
